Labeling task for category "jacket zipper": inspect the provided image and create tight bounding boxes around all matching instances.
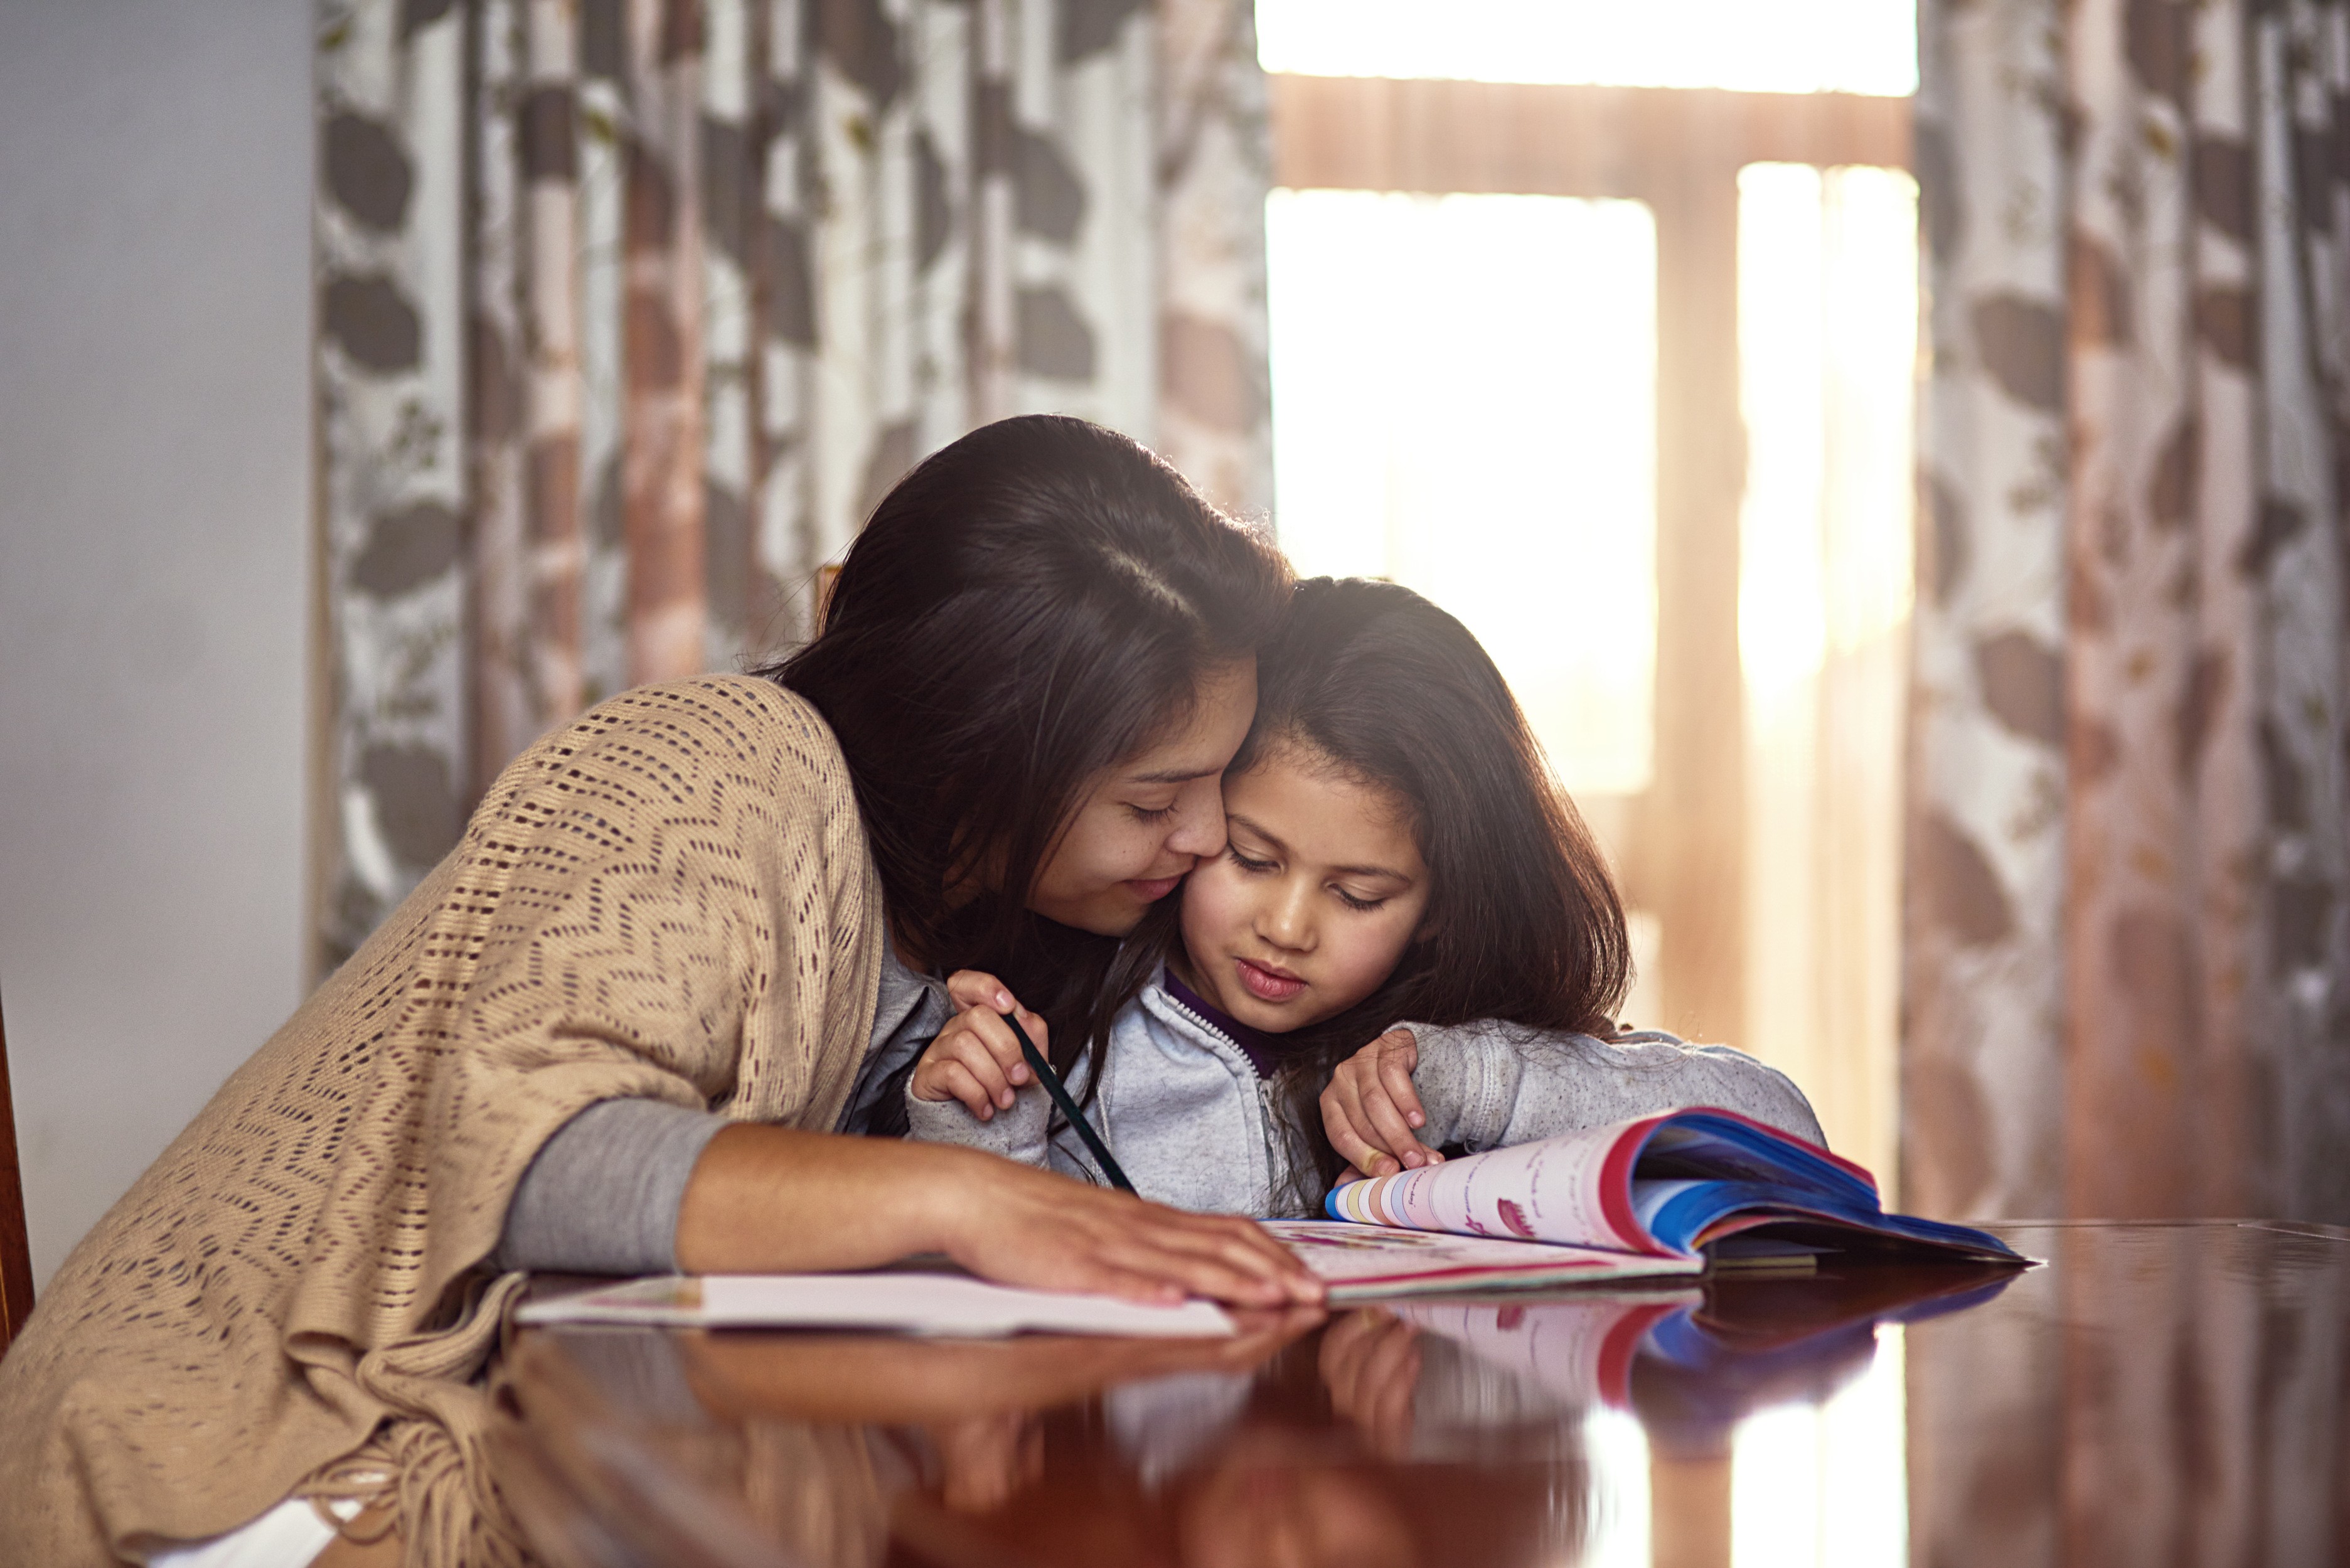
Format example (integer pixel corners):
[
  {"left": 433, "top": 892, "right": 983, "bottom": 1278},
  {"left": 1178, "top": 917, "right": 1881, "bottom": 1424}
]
[{"left": 1158, "top": 992, "right": 1293, "bottom": 1210}]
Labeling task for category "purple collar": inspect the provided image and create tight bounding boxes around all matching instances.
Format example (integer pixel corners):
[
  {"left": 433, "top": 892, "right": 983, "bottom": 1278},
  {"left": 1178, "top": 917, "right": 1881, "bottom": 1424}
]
[{"left": 1162, "top": 968, "right": 1295, "bottom": 1082}]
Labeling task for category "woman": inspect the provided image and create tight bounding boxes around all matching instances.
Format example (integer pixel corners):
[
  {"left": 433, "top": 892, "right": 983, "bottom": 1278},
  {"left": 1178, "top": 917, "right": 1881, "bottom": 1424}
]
[{"left": 0, "top": 417, "right": 1319, "bottom": 1568}]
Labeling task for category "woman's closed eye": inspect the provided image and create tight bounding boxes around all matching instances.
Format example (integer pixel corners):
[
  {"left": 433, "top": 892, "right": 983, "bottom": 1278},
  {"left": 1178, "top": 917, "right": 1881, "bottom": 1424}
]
[{"left": 1125, "top": 799, "right": 1178, "bottom": 823}]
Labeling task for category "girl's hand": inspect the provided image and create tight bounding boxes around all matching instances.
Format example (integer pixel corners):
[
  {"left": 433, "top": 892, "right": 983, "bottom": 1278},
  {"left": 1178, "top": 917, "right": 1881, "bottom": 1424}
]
[
  {"left": 1320, "top": 1028, "right": 1441, "bottom": 1178},
  {"left": 909, "top": 971, "right": 1044, "bottom": 1119},
  {"left": 1319, "top": 1308, "right": 1425, "bottom": 1457}
]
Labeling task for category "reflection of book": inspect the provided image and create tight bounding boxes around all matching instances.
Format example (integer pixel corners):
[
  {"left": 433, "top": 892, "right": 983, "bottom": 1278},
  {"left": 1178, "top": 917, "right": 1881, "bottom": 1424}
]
[
  {"left": 1392, "top": 1293, "right": 1691, "bottom": 1407},
  {"left": 1259, "top": 1219, "right": 1702, "bottom": 1303},
  {"left": 1327, "top": 1107, "right": 2023, "bottom": 1266},
  {"left": 1387, "top": 1262, "right": 2020, "bottom": 1445}
]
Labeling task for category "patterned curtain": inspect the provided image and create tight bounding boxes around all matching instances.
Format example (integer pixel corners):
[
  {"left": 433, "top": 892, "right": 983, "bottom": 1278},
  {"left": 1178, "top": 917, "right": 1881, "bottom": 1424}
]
[
  {"left": 1906, "top": 0, "right": 2350, "bottom": 1223},
  {"left": 311, "top": 0, "right": 1273, "bottom": 969}
]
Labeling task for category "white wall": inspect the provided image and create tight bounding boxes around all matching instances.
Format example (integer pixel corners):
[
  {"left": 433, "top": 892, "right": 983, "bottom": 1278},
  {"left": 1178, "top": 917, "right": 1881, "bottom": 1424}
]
[{"left": 0, "top": 0, "right": 312, "bottom": 1286}]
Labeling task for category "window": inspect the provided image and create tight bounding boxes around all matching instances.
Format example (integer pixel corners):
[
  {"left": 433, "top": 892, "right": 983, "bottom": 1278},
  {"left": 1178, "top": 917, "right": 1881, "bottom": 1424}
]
[{"left": 1268, "top": 189, "right": 1658, "bottom": 796}]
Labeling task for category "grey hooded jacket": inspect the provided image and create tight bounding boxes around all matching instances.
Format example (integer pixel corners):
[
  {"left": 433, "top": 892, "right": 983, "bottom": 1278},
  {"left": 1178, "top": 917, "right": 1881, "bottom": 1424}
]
[{"left": 904, "top": 976, "right": 1827, "bottom": 1218}]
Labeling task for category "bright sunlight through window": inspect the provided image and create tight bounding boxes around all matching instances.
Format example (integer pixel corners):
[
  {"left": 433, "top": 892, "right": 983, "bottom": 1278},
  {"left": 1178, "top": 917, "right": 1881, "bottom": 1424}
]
[
  {"left": 1737, "top": 161, "right": 1918, "bottom": 1188},
  {"left": 1256, "top": 0, "right": 1918, "bottom": 96},
  {"left": 1265, "top": 189, "right": 1659, "bottom": 795}
]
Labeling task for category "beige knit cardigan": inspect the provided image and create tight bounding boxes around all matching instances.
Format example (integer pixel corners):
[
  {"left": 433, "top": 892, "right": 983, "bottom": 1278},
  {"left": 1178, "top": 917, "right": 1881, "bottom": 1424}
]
[{"left": 0, "top": 678, "right": 885, "bottom": 1567}]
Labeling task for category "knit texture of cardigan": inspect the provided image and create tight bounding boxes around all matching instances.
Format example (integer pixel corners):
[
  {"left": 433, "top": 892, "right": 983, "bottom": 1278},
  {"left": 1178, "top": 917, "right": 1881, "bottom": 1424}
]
[{"left": 0, "top": 678, "right": 885, "bottom": 1568}]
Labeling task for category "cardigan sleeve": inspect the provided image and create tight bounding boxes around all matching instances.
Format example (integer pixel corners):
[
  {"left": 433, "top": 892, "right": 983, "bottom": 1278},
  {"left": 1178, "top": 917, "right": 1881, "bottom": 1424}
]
[{"left": 495, "top": 945, "right": 948, "bottom": 1274}]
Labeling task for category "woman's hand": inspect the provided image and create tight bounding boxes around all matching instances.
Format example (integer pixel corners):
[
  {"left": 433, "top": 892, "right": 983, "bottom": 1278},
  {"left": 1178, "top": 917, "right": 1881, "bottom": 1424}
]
[
  {"left": 909, "top": 971, "right": 1044, "bottom": 1119},
  {"left": 939, "top": 1153, "right": 1327, "bottom": 1308},
  {"left": 1319, "top": 1028, "right": 1441, "bottom": 1178}
]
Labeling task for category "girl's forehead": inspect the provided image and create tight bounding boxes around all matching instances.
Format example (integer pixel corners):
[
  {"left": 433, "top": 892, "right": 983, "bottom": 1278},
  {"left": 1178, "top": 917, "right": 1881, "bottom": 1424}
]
[
  {"left": 1232, "top": 740, "right": 1396, "bottom": 811},
  {"left": 1226, "top": 749, "right": 1423, "bottom": 869}
]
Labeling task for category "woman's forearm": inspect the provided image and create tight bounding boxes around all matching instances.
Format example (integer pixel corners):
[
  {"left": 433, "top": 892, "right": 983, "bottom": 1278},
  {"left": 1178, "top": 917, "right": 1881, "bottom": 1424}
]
[
  {"left": 673, "top": 1123, "right": 1325, "bottom": 1306},
  {"left": 674, "top": 1124, "right": 975, "bottom": 1274}
]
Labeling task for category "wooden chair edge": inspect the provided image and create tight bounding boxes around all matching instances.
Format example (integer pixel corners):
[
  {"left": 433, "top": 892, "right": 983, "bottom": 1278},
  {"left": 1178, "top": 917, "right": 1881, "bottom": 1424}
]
[{"left": 0, "top": 989, "right": 36, "bottom": 1357}]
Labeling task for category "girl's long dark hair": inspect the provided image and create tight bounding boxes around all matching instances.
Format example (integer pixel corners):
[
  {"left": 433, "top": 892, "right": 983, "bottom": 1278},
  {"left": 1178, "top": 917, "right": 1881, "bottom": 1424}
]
[
  {"left": 1099, "top": 577, "right": 1631, "bottom": 1192},
  {"left": 757, "top": 415, "right": 1291, "bottom": 1075}
]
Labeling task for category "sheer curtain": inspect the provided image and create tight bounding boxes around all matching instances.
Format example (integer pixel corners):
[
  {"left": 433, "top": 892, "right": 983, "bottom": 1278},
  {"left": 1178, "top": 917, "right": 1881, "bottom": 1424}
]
[
  {"left": 309, "top": 0, "right": 1272, "bottom": 970},
  {"left": 1909, "top": 4, "right": 2350, "bottom": 1558},
  {"left": 1906, "top": 0, "right": 2350, "bottom": 1226}
]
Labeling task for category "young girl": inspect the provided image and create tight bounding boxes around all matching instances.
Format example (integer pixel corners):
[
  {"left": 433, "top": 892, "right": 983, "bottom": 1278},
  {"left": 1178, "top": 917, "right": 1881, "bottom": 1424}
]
[{"left": 903, "top": 577, "right": 1822, "bottom": 1217}]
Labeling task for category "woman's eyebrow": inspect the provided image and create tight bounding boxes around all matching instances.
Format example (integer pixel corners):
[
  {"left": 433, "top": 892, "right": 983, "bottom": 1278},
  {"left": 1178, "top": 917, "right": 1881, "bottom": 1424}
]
[{"left": 1126, "top": 764, "right": 1222, "bottom": 784}]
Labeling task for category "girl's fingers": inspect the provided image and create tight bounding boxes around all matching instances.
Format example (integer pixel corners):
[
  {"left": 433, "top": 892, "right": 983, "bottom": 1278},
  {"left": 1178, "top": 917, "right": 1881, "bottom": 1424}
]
[
  {"left": 1333, "top": 1117, "right": 1401, "bottom": 1179},
  {"left": 956, "top": 1007, "right": 1035, "bottom": 1087},
  {"left": 951, "top": 1033, "right": 1018, "bottom": 1107},
  {"left": 935, "top": 1061, "right": 998, "bottom": 1119},
  {"left": 1322, "top": 1080, "right": 1402, "bottom": 1177},
  {"left": 1359, "top": 1083, "right": 1432, "bottom": 1171},
  {"left": 1373, "top": 1030, "right": 1426, "bottom": 1129},
  {"left": 924, "top": 1029, "right": 1015, "bottom": 1109},
  {"left": 944, "top": 970, "right": 1010, "bottom": 1010}
]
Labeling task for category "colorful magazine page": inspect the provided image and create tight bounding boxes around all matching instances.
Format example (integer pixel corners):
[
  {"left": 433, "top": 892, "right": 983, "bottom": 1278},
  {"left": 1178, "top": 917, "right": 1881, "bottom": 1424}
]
[
  {"left": 1325, "top": 1107, "right": 2022, "bottom": 1265},
  {"left": 516, "top": 1272, "right": 1235, "bottom": 1339},
  {"left": 1259, "top": 1219, "right": 1702, "bottom": 1303}
]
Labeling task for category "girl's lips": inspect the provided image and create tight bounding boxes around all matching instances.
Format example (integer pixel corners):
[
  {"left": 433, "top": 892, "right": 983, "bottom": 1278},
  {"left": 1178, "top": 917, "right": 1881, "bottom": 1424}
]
[
  {"left": 1236, "top": 957, "right": 1306, "bottom": 1003},
  {"left": 1125, "top": 875, "right": 1183, "bottom": 901}
]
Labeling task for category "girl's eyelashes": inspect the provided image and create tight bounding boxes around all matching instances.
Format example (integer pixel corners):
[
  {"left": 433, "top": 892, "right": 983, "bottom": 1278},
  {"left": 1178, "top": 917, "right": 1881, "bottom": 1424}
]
[{"left": 1226, "top": 843, "right": 1387, "bottom": 907}]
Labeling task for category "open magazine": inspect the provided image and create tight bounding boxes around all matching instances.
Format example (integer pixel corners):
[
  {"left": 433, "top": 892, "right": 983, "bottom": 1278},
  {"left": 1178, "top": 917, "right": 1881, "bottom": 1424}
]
[{"left": 1322, "top": 1107, "right": 2022, "bottom": 1267}]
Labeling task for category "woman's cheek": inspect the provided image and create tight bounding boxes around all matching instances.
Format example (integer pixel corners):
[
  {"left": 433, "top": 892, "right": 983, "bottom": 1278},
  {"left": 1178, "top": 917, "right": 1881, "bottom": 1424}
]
[{"left": 1073, "top": 804, "right": 1160, "bottom": 885}]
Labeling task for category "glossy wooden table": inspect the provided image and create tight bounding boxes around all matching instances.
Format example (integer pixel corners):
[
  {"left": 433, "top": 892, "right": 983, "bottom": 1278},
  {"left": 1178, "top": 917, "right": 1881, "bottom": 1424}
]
[{"left": 490, "top": 1222, "right": 2350, "bottom": 1568}]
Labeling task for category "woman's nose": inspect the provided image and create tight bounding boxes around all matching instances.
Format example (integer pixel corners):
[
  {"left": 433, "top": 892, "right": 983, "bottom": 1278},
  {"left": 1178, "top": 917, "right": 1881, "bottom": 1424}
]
[{"left": 1163, "top": 782, "right": 1227, "bottom": 860}]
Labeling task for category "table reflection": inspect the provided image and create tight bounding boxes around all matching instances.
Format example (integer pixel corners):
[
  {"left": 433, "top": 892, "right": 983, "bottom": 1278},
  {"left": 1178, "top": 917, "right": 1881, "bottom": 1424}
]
[{"left": 506, "top": 1260, "right": 2019, "bottom": 1568}]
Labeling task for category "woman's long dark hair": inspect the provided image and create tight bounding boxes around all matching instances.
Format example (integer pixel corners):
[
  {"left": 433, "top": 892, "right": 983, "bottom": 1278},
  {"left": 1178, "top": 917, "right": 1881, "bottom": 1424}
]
[
  {"left": 1098, "top": 576, "right": 1631, "bottom": 1191},
  {"left": 756, "top": 415, "right": 1291, "bottom": 1072}
]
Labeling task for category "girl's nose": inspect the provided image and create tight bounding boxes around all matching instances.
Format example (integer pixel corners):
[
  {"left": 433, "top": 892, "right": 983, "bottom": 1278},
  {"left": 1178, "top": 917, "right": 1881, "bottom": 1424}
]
[{"left": 1259, "top": 885, "right": 1313, "bottom": 951}]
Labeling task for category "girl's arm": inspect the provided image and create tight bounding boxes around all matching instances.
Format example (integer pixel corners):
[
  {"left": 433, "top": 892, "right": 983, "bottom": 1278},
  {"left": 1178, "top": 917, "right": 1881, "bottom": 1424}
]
[{"left": 1323, "top": 1021, "right": 1827, "bottom": 1176}]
